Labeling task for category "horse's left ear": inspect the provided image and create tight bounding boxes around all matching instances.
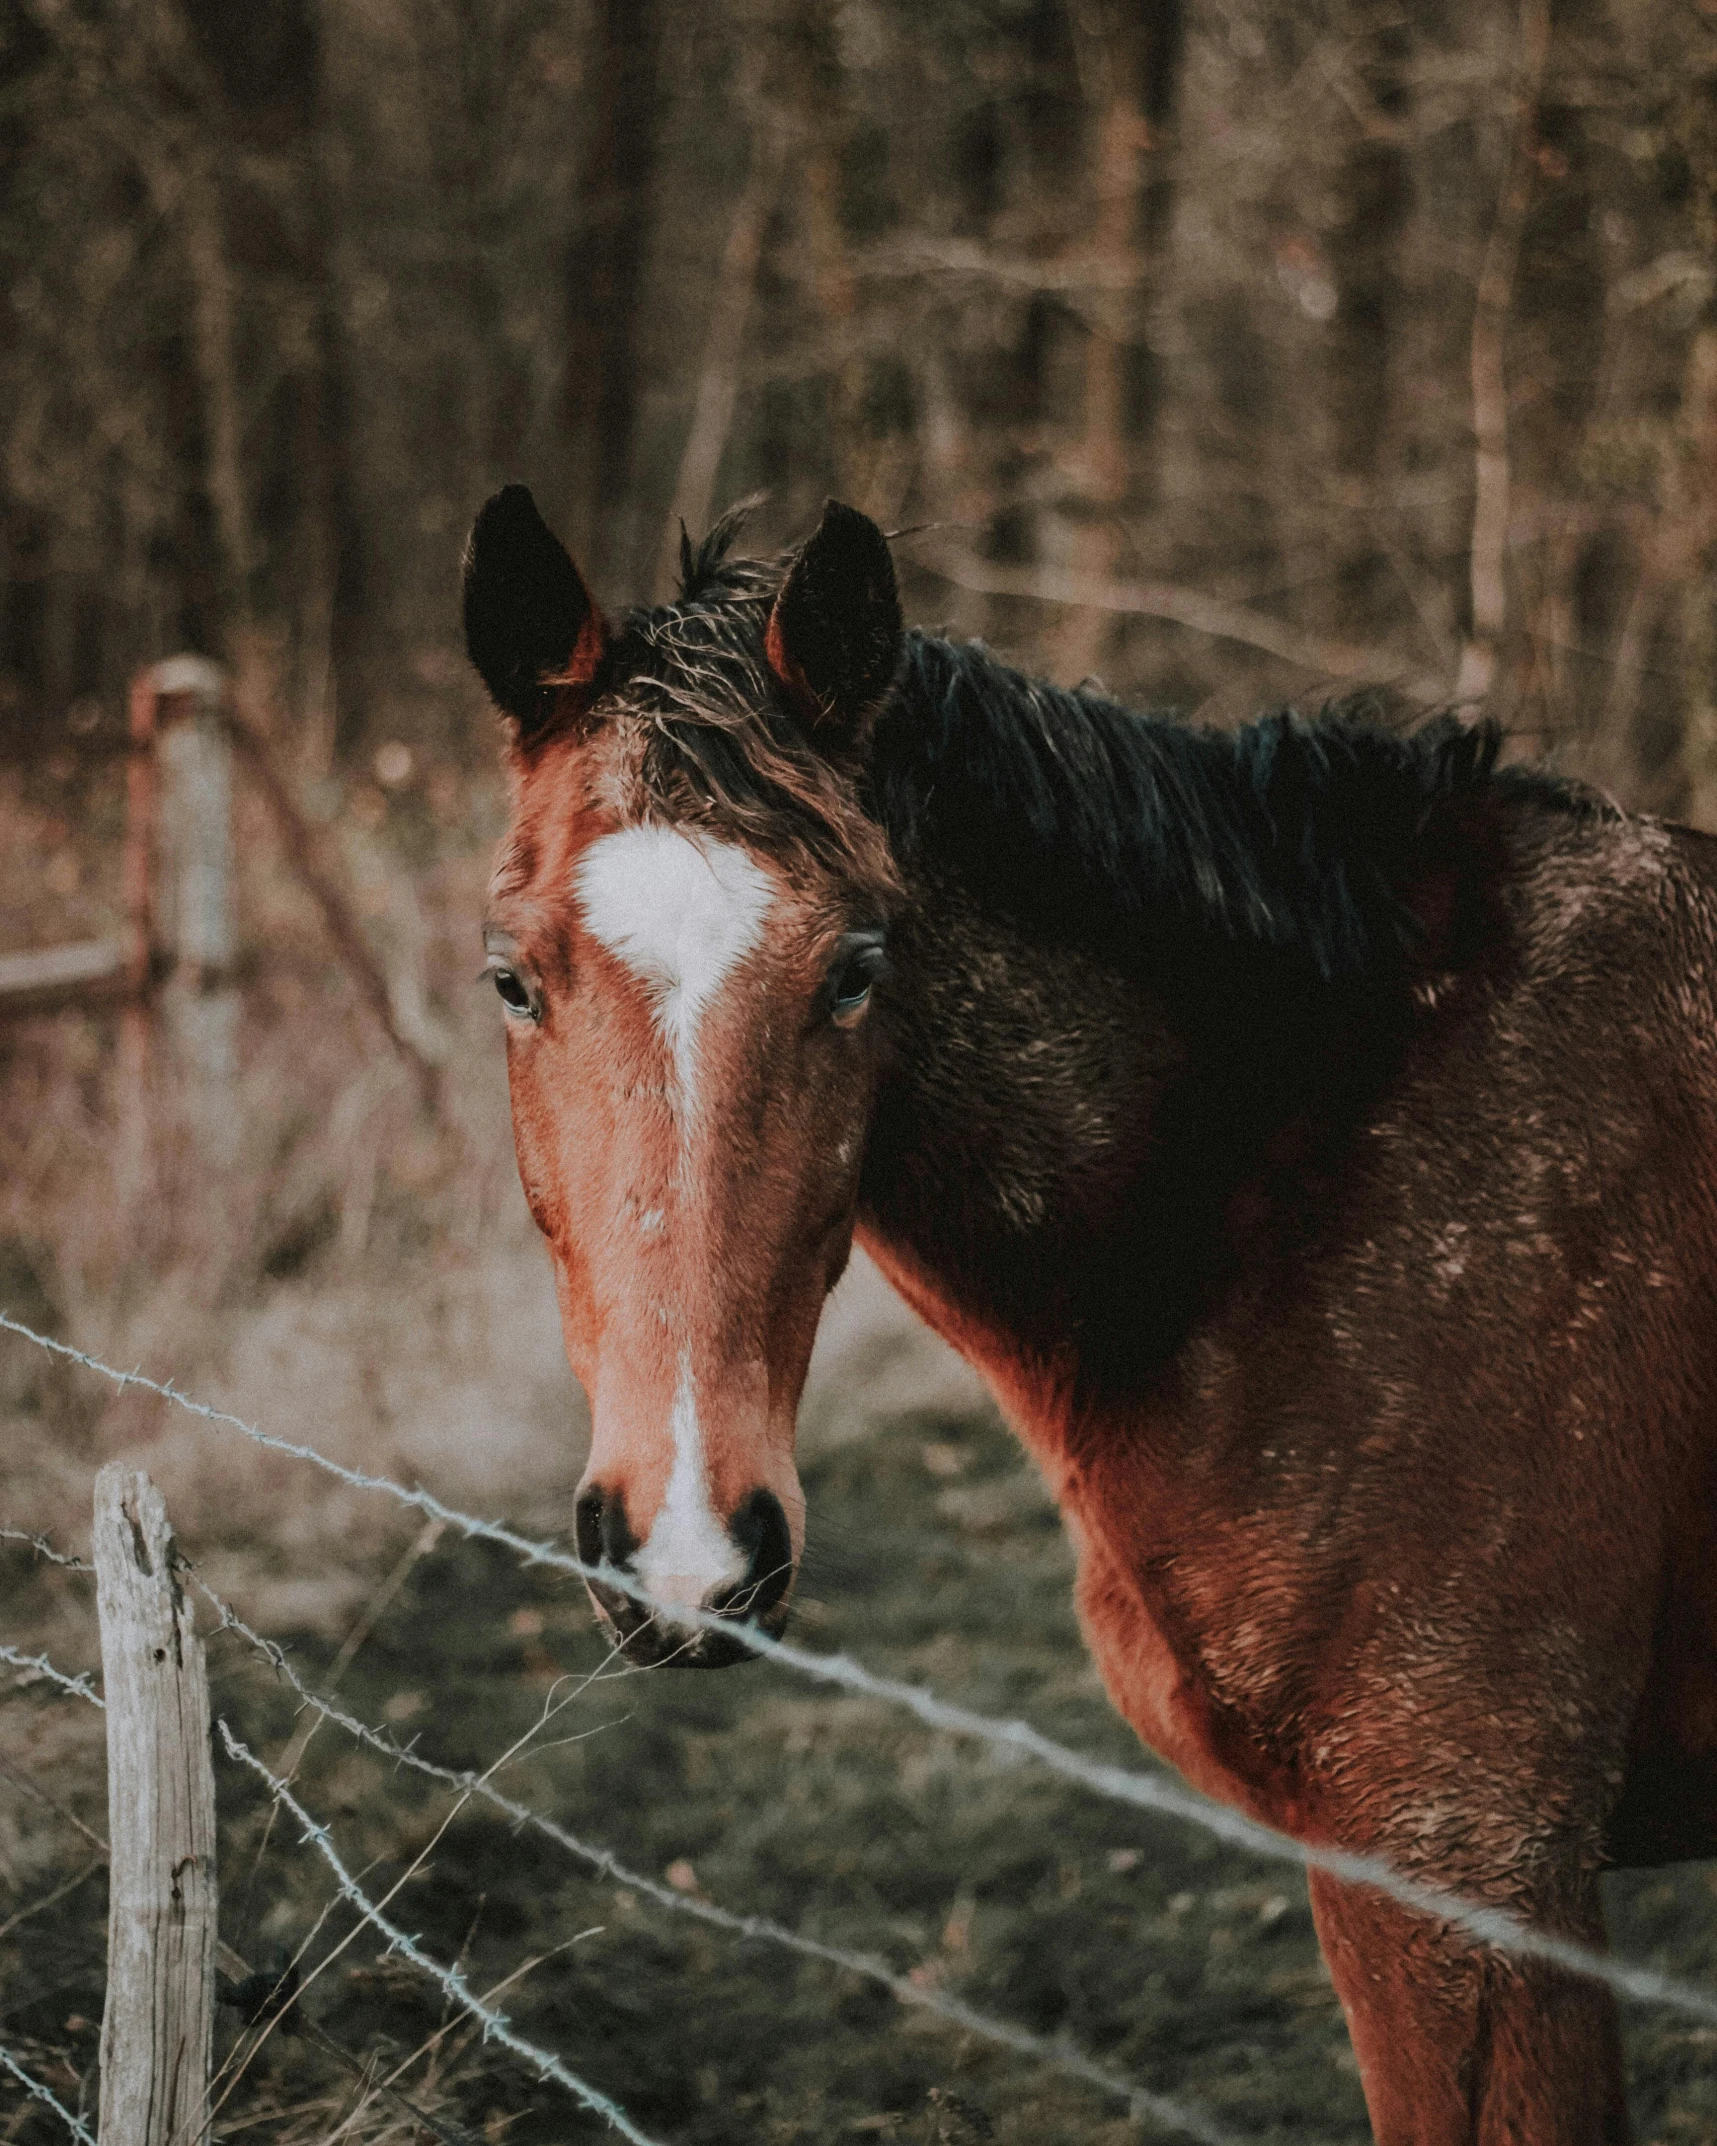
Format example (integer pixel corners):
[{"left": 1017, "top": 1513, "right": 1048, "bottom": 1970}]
[
  {"left": 463, "top": 484, "right": 611, "bottom": 741},
  {"left": 766, "top": 500, "right": 902, "bottom": 745}
]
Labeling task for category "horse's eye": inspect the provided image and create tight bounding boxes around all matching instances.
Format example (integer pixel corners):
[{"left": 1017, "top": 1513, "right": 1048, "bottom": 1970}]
[
  {"left": 491, "top": 966, "right": 537, "bottom": 1019},
  {"left": 827, "top": 936, "right": 886, "bottom": 1028}
]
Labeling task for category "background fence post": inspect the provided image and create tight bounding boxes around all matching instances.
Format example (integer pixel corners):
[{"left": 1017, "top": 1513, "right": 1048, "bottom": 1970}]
[
  {"left": 152, "top": 655, "right": 239, "bottom": 1154},
  {"left": 117, "top": 667, "right": 161, "bottom": 1203},
  {"left": 94, "top": 1462, "right": 217, "bottom": 2146}
]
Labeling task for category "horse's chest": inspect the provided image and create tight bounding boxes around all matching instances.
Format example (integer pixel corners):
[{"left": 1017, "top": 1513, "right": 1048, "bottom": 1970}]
[
  {"left": 857, "top": 1230, "right": 1309, "bottom": 1819},
  {"left": 1058, "top": 1494, "right": 1306, "bottom": 1824}
]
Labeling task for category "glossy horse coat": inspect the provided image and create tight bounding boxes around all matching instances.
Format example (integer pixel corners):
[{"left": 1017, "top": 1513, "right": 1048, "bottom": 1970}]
[{"left": 465, "top": 485, "right": 1717, "bottom": 2142}]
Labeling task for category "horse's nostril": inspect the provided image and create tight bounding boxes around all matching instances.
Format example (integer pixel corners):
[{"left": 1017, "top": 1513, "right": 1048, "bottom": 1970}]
[
  {"left": 717, "top": 1488, "right": 795, "bottom": 1623},
  {"left": 575, "top": 1484, "right": 639, "bottom": 1575},
  {"left": 600, "top": 1492, "right": 639, "bottom": 1569},
  {"left": 575, "top": 1485, "right": 648, "bottom": 1645},
  {"left": 573, "top": 1486, "right": 605, "bottom": 1572}
]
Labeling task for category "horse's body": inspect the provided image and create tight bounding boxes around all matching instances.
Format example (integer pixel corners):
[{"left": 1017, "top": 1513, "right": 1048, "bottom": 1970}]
[{"left": 464, "top": 487, "right": 1717, "bottom": 2142}]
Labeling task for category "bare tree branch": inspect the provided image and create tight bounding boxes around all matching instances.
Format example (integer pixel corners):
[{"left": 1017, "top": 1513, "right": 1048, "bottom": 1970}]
[
  {"left": 1052, "top": 21, "right": 1151, "bottom": 686},
  {"left": 223, "top": 679, "right": 444, "bottom": 1112},
  {"left": 917, "top": 552, "right": 1441, "bottom": 701},
  {"left": 1456, "top": 0, "right": 1553, "bottom": 705},
  {"left": 654, "top": 116, "right": 785, "bottom": 596},
  {"left": 1674, "top": 325, "right": 1717, "bottom": 825}
]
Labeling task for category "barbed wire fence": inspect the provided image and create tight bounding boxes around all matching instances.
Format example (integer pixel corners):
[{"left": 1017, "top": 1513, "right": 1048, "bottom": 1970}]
[
  {"left": 0, "top": 1463, "right": 1248, "bottom": 2141},
  {"left": 3, "top": 1307, "right": 1716, "bottom": 2143},
  {"left": 0, "top": 2049, "right": 97, "bottom": 2146}
]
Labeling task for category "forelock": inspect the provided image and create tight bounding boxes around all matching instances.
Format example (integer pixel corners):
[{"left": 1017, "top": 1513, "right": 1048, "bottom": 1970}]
[{"left": 579, "top": 561, "right": 898, "bottom": 905}]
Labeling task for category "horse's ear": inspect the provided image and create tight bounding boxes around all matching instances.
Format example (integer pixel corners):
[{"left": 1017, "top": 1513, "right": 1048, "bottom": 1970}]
[
  {"left": 463, "top": 485, "right": 611, "bottom": 741},
  {"left": 765, "top": 500, "right": 902, "bottom": 745}
]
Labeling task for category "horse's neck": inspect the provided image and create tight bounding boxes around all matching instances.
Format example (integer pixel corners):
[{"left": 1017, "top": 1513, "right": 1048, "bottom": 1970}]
[
  {"left": 858, "top": 871, "right": 1200, "bottom": 1410},
  {"left": 856, "top": 863, "right": 1409, "bottom": 1445}
]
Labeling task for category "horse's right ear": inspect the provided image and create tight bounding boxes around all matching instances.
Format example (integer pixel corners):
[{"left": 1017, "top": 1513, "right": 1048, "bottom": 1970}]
[
  {"left": 766, "top": 500, "right": 902, "bottom": 748},
  {"left": 463, "top": 485, "right": 610, "bottom": 741}
]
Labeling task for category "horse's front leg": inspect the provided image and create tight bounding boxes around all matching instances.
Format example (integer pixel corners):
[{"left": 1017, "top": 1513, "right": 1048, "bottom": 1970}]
[{"left": 1307, "top": 1871, "right": 1630, "bottom": 2145}]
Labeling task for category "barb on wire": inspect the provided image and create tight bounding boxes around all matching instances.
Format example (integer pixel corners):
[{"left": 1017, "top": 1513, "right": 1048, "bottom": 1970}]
[
  {"left": 10, "top": 1312, "right": 1717, "bottom": 2025},
  {"left": 0, "top": 2047, "right": 97, "bottom": 2145},
  {"left": 0, "top": 1645, "right": 102, "bottom": 1709},
  {"left": 217, "top": 1723, "right": 665, "bottom": 2146},
  {"left": 0, "top": 1528, "right": 91, "bottom": 1573},
  {"left": 200, "top": 1583, "right": 1240, "bottom": 2146}
]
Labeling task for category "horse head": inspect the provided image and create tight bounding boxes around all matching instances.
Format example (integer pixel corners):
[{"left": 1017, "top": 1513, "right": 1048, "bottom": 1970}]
[{"left": 463, "top": 486, "right": 903, "bottom": 1664}]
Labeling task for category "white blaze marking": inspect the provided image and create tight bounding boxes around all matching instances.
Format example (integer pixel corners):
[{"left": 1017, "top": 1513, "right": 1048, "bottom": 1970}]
[
  {"left": 575, "top": 824, "right": 774, "bottom": 1109},
  {"left": 634, "top": 1359, "right": 744, "bottom": 1608},
  {"left": 576, "top": 827, "right": 774, "bottom": 1607}
]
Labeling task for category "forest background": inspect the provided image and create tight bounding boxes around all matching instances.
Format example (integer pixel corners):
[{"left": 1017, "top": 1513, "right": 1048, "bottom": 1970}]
[
  {"left": 6, "top": 3, "right": 1717, "bottom": 2143},
  {"left": 8, "top": 0, "right": 1717, "bottom": 794}
]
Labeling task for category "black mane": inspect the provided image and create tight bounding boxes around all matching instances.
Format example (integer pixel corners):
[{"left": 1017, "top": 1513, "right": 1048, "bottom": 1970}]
[
  {"left": 603, "top": 519, "right": 1599, "bottom": 988},
  {"left": 869, "top": 634, "right": 1593, "bottom": 987}
]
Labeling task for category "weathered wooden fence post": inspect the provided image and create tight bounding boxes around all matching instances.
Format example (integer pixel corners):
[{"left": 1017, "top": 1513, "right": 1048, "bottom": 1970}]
[
  {"left": 153, "top": 656, "right": 239, "bottom": 1152},
  {"left": 94, "top": 1463, "right": 217, "bottom": 2146}
]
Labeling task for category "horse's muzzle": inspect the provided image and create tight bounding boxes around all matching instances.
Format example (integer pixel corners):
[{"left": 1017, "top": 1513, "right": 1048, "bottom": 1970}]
[{"left": 572, "top": 1483, "right": 795, "bottom": 1667}]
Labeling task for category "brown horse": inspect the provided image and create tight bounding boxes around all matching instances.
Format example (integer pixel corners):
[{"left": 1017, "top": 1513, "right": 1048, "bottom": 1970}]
[{"left": 463, "top": 484, "right": 1717, "bottom": 2142}]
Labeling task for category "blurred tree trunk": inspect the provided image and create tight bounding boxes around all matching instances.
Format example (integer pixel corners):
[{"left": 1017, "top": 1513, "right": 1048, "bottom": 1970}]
[
  {"left": 167, "top": 153, "right": 255, "bottom": 641},
  {"left": 654, "top": 105, "right": 781, "bottom": 599},
  {"left": 564, "top": 0, "right": 660, "bottom": 587},
  {"left": 130, "top": 0, "right": 273, "bottom": 653},
  {"left": 1675, "top": 327, "right": 1717, "bottom": 821},
  {"left": 1320, "top": 12, "right": 1417, "bottom": 677},
  {"left": 1052, "top": 11, "right": 1153, "bottom": 687},
  {"left": 1455, "top": 0, "right": 1552, "bottom": 707},
  {"left": 6, "top": 0, "right": 1717, "bottom": 811},
  {"left": 801, "top": 83, "right": 863, "bottom": 504},
  {"left": 290, "top": 51, "right": 362, "bottom": 777}
]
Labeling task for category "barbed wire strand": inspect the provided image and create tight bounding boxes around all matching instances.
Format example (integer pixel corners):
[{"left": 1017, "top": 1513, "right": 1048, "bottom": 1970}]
[
  {"left": 0, "top": 2046, "right": 97, "bottom": 2145},
  {"left": 216, "top": 1723, "right": 665, "bottom": 2146},
  {"left": 0, "top": 1529, "right": 91, "bottom": 1573},
  {"left": 199, "top": 1581, "right": 1243, "bottom": 2146},
  {"left": 0, "top": 1645, "right": 103, "bottom": 1709},
  {"left": 8, "top": 1312, "right": 1716, "bottom": 2024}
]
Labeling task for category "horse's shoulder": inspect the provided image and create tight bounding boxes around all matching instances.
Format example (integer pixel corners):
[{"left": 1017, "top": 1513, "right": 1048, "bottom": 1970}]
[{"left": 1491, "top": 800, "right": 1717, "bottom": 974}]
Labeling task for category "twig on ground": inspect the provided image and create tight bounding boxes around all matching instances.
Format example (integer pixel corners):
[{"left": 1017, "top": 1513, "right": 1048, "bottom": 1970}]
[
  {"left": 314, "top": 1935, "right": 600, "bottom": 2146},
  {"left": 217, "top": 1725, "right": 665, "bottom": 2146},
  {"left": 201, "top": 1583, "right": 1242, "bottom": 2145},
  {"left": 295, "top": 2013, "right": 480, "bottom": 2146},
  {"left": 206, "top": 1620, "right": 633, "bottom": 2128},
  {"left": 0, "top": 1859, "right": 104, "bottom": 1944},
  {"left": 235, "top": 1516, "right": 444, "bottom": 1939},
  {"left": 0, "top": 1759, "right": 108, "bottom": 1856}
]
